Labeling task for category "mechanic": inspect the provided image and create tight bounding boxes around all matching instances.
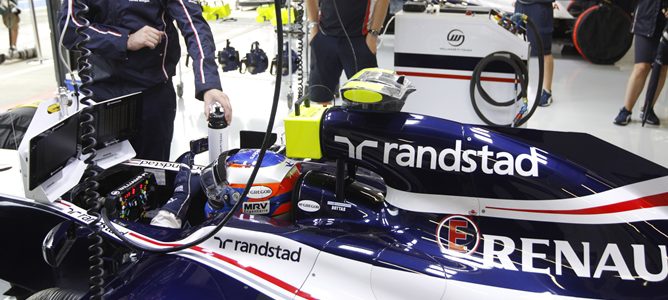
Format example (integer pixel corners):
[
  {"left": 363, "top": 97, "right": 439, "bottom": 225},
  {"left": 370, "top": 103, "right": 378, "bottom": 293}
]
[
  {"left": 306, "top": 0, "right": 390, "bottom": 102},
  {"left": 514, "top": 0, "right": 554, "bottom": 107},
  {"left": 59, "top": 0, "right": 232, "bottom": 161},
  {"left": 614, "top": 0, "right": 668, "bottom": 126},
  {"left": 1, "top": 0, "right": 20, "bottom": 53}
]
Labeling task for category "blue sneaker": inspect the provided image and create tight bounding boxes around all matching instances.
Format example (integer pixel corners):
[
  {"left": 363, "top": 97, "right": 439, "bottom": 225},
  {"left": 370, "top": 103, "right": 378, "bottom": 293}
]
[
  {"left": 613, "top": 107, "right": 631, "bottom": 126},
  {"left": 539, "top": 90, "right": 553, "bottom": 107}
]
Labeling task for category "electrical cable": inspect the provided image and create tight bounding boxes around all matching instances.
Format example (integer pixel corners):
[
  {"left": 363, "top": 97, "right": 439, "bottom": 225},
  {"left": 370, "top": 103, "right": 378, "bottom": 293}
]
[
  {"left": 514, "top": 16, "right": 544, "bottom": 127},
  {"left": 295, "top": 0, "right": 305, "bottom": 100},
  {"left": 59, "top": 0, "right": 74, "bottom": 76},
  {"left": 471, "top": 51, "right": 527, "bottom": 107},
  {"left": 331, "top": 0, "right": 358, "bottom": 73},
  {"left": 100, "top": 0, "right": 285, "bottom": 254},
  {"left": 70, "top": 0, "right": 105, "bottom": 297},
  {"left": 375, "top": 14, "right": 395, "bottom": 49},
  {"left": 469, "top": 14, "right": 544, "bottom": 127}
]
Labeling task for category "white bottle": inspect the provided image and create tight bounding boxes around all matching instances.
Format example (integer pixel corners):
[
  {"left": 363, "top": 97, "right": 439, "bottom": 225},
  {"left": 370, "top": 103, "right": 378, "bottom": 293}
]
[{"left": 208, "top": 104, "right": 228, "bottom": 164}]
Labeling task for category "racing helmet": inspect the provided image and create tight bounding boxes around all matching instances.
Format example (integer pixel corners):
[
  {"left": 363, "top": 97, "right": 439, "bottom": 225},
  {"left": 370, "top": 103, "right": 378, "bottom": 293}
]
[{"left": 202, "top": 149, "right": 301, "bottom": 220}]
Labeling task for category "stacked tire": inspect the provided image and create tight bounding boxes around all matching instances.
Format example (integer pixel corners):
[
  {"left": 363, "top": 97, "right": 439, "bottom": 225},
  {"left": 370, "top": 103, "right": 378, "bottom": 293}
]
[{"left": 569, "top": 0, "right": 634, "bottom": 65}]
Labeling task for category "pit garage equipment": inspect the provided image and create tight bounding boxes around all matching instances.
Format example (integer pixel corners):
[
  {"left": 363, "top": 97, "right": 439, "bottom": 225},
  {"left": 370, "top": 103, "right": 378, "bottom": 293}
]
[{"left": 394, "top": 7, "right": 533, "bottom": 126}]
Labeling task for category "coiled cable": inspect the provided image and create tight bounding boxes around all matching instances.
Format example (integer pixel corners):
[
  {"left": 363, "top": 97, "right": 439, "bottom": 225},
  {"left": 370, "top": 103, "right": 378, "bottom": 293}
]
[
  {"left": 72, "top": 0, "right": 105, "bottom": 297},
  {"left": 100, "top": 0, "right": 285, "bottom": 254},
  {"left": 469, "top": 14, "right": 544, "bottom": 127},
  {"left": 294, "top": 0, "right": 305, "bottom": 100}
]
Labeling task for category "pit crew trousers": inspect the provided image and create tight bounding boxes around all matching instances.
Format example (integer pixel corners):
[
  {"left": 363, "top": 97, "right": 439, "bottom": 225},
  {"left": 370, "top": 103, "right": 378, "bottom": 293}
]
[
  {"left": 515, "top": 2, "right": 553, "bottom": 56},
  {"left": 92, "top": 80, "right": 176, "bottom": 161},
  {"left": 308, "top": 32, "right": 378, "bottom": 102},
  {"left": 129, "top": 81, "right": 177, "bottom": 161}
]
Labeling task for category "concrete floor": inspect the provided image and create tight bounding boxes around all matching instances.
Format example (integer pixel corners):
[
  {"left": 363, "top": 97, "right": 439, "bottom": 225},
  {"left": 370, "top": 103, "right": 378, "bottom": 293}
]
[
  {"left": 2, "top": 4, "right": 668, "bottom": 298},
  {"left": 0, "top": 7, "right": 56, "bottom": 110}
]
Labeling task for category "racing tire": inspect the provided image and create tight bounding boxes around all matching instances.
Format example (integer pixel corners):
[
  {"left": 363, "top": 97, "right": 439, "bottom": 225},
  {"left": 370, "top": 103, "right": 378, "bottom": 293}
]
[
  {"left": 572, "top": 3, "right": 632, "bottom": 65},
  {"left": 26, "top": 288, "right": 83, "bottom": 300}
]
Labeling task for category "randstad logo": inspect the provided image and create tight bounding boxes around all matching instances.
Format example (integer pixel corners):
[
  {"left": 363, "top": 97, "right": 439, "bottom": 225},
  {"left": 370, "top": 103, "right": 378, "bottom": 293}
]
[{"left": 334, "top": 136, "right": 548, "bottom": 177}]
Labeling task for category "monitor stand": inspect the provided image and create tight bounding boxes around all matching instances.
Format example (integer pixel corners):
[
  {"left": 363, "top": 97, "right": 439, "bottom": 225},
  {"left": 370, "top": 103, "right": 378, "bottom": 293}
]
[
  {"left": 18, "top": 98, "right": 88, "bottom": 203},
  {"left": 18, "top": 97, "right": 137, "bottom": 203},
  {"left": 24, "top": 157, "right": 89, "bottom": 203},
  {"left": 94, "top": 140, "right": 136, "bottom": 170}
]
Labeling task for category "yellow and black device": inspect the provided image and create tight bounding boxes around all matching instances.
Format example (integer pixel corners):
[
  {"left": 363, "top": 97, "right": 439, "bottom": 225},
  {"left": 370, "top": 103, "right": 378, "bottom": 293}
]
[
  {"left": 340, "top": 68, "right": 415, "bottom": 112},
  {"left": 284, "top": 102, "right": 328, "bottom": 160}
]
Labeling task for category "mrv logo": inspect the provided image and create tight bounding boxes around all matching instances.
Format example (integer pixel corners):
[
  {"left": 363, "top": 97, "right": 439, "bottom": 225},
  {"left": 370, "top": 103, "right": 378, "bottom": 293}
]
[
  {"left": 334, "top": 136, "right": 547, "bottom": 177},
  {"left": 243, "top": 200, "right": 270, "bottom": 214},
  {"left": 483, "top": 235, "right": 668, "bottom": 282}
]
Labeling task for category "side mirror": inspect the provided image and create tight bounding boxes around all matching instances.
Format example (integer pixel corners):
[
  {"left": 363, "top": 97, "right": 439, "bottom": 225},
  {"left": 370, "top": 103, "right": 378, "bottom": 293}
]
[{"left": 42, "top": 221, "right": 76, "bottom": 268}]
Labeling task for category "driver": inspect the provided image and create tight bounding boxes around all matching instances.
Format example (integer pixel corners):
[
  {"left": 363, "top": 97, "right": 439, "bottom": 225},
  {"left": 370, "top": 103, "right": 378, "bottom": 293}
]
[{"left": 151, "top": 149, "right": 301, "bottom": 229}]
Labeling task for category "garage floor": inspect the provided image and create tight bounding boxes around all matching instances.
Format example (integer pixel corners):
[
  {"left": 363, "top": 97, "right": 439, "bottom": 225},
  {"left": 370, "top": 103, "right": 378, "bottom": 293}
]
[{"left": 1, "top": 5, "right": 667, "bottom": 298}]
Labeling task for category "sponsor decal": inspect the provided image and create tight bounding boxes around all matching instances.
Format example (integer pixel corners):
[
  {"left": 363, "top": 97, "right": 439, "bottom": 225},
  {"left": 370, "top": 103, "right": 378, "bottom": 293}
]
[
  {"left": 57, "top": 203, "right": 127, "bottom": 236},
  {"left": 334, "top": 136, "right": 548, "bottom": 177},
  {"left": 447, "top": 29, "right": 465, "bottom": 47},
  {"left": 297, "top": 200, "right": 320, "bottom": 212},
  {"left": 248, "top": 185, "right": 273, "bottom": 199},
  {"left": 436, "top": 215, "right": 480, "bottom": 255},
  {"left": 327, "top": 200, "right": 351, "bottom": 212},
  {"left": 214, "top": 237, "right": 302, "bottom": 262},
  {"left": 482, "top": 235, "right": 668, "bottom": 282},
  {"left": 125, "top": 159, "right": 206, "bottom": 172},
  {"left": 242, "top": 200, "right": 270, "bottom": 214}
]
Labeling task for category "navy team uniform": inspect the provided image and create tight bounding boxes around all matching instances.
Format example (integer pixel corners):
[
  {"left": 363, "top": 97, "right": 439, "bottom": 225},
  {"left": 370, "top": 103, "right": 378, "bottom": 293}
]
[
  {"left": 309, "top": 0, "right": 378, "bottom": 102},
  {"left": 59, "top": 0, "right": 222, "bottom": 161},
  {"left": 514, "top": 0, "right": 554, "bottom": 56},
  {"left": 632, "top": 0, "right": 668, "bottom": 64}
]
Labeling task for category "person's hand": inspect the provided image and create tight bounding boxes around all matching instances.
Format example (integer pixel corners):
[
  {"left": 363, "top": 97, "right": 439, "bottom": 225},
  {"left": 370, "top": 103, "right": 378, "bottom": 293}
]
[
  {"left": 366, "top": 34, "right": 378, "bottom": 55},
  {"left": 664, "top": 8, "right": 668, "bottom": 18},
  {"left": 204, "top": 89, "right": 232, "bottom": 125},
  {"left": 127, "top": 26, "right": 164, "bottom": 51},
  {"left": 309, "top": 26, "right": 318, "bottom": 44}
]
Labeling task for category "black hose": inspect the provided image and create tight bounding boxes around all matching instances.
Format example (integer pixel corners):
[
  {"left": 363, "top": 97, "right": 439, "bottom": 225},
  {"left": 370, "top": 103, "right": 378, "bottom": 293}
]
[
  {"left": 101, "top": 0, "right": 284, "bottom": 254},
  {"left": 71, "top": 0, "right": 105, "bottom": 297},
  {"left": 469, "top": 15, "right": 544, "bottom": 127},
  {"left": 517, "top": 17, "right": 545, "bottom": 126},
  {"left": 472, "top": 52, "right": 528, "bottom": 107}
]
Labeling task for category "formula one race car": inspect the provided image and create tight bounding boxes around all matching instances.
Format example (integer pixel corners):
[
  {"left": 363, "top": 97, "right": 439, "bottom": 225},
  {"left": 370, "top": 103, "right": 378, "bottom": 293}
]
[{"left": 0, "top": 70, "right": 667, "bottom": 300}]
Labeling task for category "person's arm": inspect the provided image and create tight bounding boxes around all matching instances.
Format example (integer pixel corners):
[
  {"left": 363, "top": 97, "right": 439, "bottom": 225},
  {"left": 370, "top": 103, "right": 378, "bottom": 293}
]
[
  {"left": 58, "top": 0, "right": 130, "bottom": 60},
  {"left": 366, "top": 0, "right": 390, "bottom": 54},
  {"left": 306, "top": 0, "right": 319, "bottom": 41},
  {"left": 368, "top": 0, "right": 389, "bottom": 34},
  {"left": 166, "top": 0, "right": 232, "bottom": 122}
]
